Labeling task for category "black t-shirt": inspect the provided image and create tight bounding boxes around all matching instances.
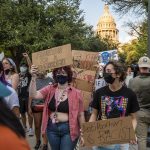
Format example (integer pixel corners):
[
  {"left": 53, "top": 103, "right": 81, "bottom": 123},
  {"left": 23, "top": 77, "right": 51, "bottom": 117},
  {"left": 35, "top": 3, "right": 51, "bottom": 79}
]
[
  {"left": 91, "top": 85, "right": 140, "bottom": 120},
  {"left": 48, "top": 95, "right": 69, "bottom": 113},
  {"left": 18, "top": 73, "right": 31, "bottom": 98}
]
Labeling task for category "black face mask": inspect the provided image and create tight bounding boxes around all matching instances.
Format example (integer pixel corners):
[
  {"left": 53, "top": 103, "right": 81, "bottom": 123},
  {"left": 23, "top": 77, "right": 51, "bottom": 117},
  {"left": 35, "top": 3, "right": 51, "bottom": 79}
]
[
  {"left": 5, "top": 69, "right": 10, "bottom": 75},
  {"left": 56, "top": 75, "right": 68, "bottom": 85},
  {"left": 103, "top": 72, "right": 115, "bottom": 84}
]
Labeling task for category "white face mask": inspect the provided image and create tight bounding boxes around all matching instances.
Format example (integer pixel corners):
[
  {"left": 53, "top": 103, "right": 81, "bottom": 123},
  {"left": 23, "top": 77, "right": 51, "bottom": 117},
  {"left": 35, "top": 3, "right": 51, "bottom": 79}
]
[{"left": 20, "top": 67, "right": 27, "bottom": 73}]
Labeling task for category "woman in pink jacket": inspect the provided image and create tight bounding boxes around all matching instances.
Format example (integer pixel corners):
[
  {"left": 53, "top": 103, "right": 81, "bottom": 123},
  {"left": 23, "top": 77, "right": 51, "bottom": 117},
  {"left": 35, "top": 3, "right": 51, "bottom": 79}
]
[{"left": 29, "top": 65, "right": 85, "bottom": 150}]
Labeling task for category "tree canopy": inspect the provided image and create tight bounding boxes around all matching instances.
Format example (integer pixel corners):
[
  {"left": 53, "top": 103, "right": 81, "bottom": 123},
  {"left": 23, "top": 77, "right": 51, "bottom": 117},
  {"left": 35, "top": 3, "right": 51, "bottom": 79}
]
[{"left": 0, "top": 0, "right": 116, "bottom": 65}]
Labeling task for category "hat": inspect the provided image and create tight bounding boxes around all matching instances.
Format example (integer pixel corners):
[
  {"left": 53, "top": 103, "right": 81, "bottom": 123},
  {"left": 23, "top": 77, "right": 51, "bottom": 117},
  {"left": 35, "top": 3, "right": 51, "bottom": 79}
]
[
  {"left": 7, "top": 58, "right": 16, "bottom": 68},
  {"left": 138, "top": 56, "right": 150, "bottom": 68},
  {"left": 0, "top": 81, "right": 12, "bottom": 97}
]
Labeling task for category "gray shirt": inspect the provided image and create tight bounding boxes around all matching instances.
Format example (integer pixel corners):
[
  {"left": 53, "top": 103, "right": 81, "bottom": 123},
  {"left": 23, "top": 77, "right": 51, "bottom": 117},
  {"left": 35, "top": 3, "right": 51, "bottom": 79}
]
[{"left": 128, "top": 75, "right": 150, "bottom": 109}]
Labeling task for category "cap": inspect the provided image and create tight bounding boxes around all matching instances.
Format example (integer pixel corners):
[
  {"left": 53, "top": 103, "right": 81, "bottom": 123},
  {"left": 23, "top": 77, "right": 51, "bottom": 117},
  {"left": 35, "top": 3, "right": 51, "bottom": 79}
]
[
  {"left": 0, "top": 81, "right": 12, "bottom": 97},
  {"left": 138, "top": 56, "right": 150, "bottom": 68}
]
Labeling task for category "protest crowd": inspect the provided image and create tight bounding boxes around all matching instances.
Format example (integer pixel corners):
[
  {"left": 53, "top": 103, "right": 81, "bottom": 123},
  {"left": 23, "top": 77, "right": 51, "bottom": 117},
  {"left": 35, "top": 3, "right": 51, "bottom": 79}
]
[{"left": 0, "top": 44, "right": 150, "bottom": 150}]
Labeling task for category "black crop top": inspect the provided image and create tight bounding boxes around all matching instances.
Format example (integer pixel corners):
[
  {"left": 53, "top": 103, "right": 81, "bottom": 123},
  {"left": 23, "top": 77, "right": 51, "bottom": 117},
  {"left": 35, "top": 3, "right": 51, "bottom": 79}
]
[{"left": 48, "top": 95, "right": 69, "bottom": 113}]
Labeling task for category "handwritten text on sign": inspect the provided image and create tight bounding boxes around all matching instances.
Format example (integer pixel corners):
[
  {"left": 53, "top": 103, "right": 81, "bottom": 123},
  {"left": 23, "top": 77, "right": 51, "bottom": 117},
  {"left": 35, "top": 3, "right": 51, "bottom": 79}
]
[
  {"left": 72, "top": 50, "right": 98, "bottom": 70},
  {"left": 82, "top": 117, "right": 135, "bottom": 147},
  {"left": 32, "top": 44, "right": 73, "bottom": 71}
]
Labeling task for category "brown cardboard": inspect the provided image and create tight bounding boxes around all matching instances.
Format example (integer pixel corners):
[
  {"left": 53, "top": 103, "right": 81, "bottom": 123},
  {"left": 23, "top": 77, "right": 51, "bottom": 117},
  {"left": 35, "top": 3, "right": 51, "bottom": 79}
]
[
  {"left": 32, "top": 44, "right": 73, "bottom": 71},
  {"left": 72, "top": 68, "right": 96, "bottom": 82},
  {"left": 72, "top": 50, "right": 98, "bottom": 70},
  {"left": 81, "top": 91, "right": 92, "bottom": 110},
  {"left": 82, "top": 117, "right": 136, "bottom": 147},
  {"left": 72, "top": 78, "right": 93, "bottom": 92}
]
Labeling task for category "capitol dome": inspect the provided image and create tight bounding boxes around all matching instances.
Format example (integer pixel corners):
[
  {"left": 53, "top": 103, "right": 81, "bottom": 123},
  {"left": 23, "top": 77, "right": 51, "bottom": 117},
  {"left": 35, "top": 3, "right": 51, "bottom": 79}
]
[{"left": 97, "top": 4, "right": 119, "bottom": 42}]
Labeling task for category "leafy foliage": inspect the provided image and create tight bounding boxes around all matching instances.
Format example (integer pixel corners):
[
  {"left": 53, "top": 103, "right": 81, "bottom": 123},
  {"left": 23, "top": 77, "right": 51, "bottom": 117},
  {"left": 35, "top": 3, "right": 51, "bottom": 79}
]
[{"left": 0, "top": 0, "right": 116, "bottom": 66}]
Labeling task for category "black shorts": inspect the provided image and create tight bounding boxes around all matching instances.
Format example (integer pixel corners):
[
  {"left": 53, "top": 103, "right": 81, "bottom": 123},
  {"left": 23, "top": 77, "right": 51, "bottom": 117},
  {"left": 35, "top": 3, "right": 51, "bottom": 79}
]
[{"left": 19, "top": 97, "right": 28, "bottom": 114}]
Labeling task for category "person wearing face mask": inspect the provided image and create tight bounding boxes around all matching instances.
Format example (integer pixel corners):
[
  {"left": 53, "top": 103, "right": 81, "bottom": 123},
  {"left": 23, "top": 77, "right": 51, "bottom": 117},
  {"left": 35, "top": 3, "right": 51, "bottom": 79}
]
[
  {"left": 28, "top": 71, "right": 53, "bottom": 150},
  {"left": 18, "top": 63, "right": 33, "bottom": 135},
  {"left": 2, "top": 57, "right": 19, "bottom": 91},
  {"left": 128, "top": 56, "right": 150, "bottom": 150},
  {"left": 89, "top": 61, "right": 140, "bottom": 150},
  {"left": 29, "top": 65, "right": 85, "bottom": 150}
]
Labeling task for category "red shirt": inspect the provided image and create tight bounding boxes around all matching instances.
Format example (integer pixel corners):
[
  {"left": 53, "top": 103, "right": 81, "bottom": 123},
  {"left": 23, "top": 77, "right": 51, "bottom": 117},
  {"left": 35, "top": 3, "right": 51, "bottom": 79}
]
[{"left": 39, "top": 85, "right": 84, "bottom": 141}]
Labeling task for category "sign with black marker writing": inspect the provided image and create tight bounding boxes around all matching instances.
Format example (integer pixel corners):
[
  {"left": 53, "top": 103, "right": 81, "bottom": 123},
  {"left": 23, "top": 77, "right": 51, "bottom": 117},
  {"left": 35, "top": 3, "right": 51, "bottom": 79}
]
[
  {"left": 82, "top": 117, "right": 135, "bottom": 147},
  {"left": 32, "top": 44, "right": 73, "bottom": 71},
  {"left": 72, "top": 50, "right": 98, "bottom": 70}
]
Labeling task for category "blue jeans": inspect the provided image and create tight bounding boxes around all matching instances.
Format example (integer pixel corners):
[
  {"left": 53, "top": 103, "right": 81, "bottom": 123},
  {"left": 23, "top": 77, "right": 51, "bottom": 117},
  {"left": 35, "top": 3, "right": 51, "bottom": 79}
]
[
  {"left": 46, "top": 120, "right": 78, "bottom": 150},
  {"left": 92, "top": 144, "right": 129, "bottom": 150}
]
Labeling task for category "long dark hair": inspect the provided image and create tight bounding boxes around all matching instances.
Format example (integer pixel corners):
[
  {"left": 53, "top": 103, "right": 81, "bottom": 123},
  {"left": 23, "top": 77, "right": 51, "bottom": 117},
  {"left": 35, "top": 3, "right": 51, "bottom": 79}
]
[
  {"left": 0, "top": 61, "right": 11, "bottom": 86},
  {"left": 0, "top": 98, "right": 25, "bottom": 138}
]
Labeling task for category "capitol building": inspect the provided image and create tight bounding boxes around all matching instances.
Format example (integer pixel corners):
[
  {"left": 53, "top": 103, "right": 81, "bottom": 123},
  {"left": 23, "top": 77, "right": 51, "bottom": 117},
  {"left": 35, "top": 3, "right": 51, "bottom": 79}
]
[{"left": 96, "top": 4, "right": 119, "bottom": 43}]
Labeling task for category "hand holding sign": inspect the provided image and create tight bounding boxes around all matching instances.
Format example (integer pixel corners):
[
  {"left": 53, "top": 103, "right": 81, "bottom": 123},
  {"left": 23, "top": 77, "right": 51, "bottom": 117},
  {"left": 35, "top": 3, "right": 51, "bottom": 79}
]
[{"left": 30, "top": 65, "right": 38, "bottom": 77}]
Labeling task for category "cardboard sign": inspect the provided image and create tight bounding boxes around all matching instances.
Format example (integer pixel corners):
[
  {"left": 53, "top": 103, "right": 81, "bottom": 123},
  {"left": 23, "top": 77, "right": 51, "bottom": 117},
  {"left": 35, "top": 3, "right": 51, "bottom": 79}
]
[
  {"left": 73, "top": 68, "right": 96, "bottom": 82},
  {"left": 81, "top": 91, "right": 92, "bottom": 110},
  {"left": 72, "top": 68, "right": 96, "bottom": 92},
  {"left": 72, "top": 78, "right": 93, "bottom": 92},
  {"left": 32, "top": 44, "right": 73, "bottom": 71},
  {"left": 82, "top": 117, "right": 135, "bottom": 147},
  {"left": 95, "top": 78, "right": 107, "bottom": 91},
  {"left": 72, "top": 50, "right": 98, "bottom": 70}
]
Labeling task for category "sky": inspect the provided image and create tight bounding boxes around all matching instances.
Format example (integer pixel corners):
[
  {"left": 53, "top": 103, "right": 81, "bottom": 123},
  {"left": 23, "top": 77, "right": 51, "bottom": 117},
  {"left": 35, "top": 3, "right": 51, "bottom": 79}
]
[{"left": 80, "top": 0, "right": 144, "bottom": 43}]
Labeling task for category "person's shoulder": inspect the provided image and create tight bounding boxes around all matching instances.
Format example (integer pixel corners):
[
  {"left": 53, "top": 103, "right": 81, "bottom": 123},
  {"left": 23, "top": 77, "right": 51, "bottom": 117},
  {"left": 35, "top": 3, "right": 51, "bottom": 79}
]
[
  {"left": 0, "top": 125, "right": 30, "bottom": 150},
  {"left": 123, "top": 86, "right": 136, "bottom": 95},
  {"left": 12, "top": 73, "right": 19, "bottom": 78},
  {"left": 6, "top": 85, "right": 15, "bottom": 93}
]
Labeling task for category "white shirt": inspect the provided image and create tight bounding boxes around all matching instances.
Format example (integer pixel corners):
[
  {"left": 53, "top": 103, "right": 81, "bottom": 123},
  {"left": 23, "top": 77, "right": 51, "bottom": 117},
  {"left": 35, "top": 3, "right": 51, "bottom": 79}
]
[{"left": 4, "top": 86, "right": 19, "bottom": 110}]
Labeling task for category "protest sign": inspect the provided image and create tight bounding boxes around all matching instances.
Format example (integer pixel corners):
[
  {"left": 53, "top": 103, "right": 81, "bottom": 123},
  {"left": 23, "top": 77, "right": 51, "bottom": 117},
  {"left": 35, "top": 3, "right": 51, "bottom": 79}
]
[
  {"left": 72, "top": 68, "right": 95, "bottom": 110},
  {"left": 32, "top": 44, "right": 73, "bottom": 71},
  {"left": 72, "top": 50, "right": 98, "bottom": 70},
  {"left": 81, "top": 91, "right": 92, "bottom": 110},
  {"left": 99, "top": 50, "right": 118, "bottom": 65},
  {"left": 95, "top": 78, "right": 107, "bottom": 91},
  {"left": 72, "top": 68, "right": 96, "bottom": 92},
  {"left": 82, "top": 116, "right": 135, "bottom": 147}
]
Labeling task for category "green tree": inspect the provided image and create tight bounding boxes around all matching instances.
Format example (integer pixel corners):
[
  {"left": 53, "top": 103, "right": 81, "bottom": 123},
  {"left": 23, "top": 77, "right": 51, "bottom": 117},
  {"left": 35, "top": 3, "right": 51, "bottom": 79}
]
[
  {"left": 0, "top": 0, "right": 115, "bottom": 66},
  {"left": 102, "top": 0, "right": 148, "bottom": 15},
  {"left": 121, "top": 21, "right": 147, "bottom": 64}
]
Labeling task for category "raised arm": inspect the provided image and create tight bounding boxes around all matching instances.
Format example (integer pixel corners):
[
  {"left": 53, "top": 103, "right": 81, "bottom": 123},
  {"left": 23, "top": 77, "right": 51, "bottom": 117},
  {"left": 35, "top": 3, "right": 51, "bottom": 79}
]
[
  {"left": 22, "top": 53, "right": 32, "bottom": 69},
  {"left": 29, "top": 65, "right": 44, "bottom": 99}
]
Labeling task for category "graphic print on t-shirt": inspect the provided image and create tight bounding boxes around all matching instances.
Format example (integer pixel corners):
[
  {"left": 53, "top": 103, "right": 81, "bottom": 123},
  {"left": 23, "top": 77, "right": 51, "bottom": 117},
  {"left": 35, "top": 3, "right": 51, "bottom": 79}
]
[{"left": 101, "top": 96, "right": 128, "bottom": 120}]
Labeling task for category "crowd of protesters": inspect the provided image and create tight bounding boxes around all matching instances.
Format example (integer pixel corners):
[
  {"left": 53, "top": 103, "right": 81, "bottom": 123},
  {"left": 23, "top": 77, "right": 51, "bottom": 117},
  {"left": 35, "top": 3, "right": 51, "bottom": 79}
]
[{"left": 0, "top": 51, "right": 150, "bottom": 150}]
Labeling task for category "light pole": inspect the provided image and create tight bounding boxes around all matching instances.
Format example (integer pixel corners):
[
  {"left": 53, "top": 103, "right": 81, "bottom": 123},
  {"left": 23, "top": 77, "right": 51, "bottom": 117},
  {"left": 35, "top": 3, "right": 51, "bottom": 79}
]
[{"left": 148, "top": 0, "right": 150, "bottom": 57}]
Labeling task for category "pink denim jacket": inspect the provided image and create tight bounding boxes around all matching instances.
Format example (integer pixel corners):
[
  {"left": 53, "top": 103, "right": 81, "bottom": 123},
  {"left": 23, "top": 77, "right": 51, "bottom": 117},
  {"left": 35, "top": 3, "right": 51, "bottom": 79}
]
[{"left": 39, "top": 85, "right": 84, "bottom": 141}]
